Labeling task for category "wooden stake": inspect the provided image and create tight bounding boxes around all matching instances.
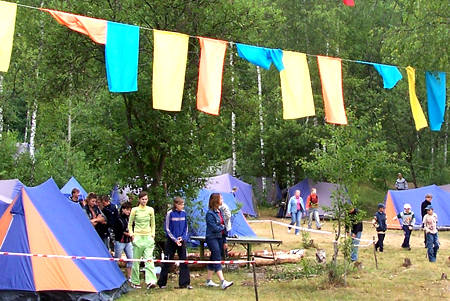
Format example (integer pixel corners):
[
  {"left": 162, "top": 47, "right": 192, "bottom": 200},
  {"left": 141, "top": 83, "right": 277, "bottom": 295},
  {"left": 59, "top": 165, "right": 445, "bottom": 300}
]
[
  {"left": 252, "top": 257, "right": 259, "bottom": 301},
  {"left": 373, "top": 235, "right": 378, "bottom": 269}
]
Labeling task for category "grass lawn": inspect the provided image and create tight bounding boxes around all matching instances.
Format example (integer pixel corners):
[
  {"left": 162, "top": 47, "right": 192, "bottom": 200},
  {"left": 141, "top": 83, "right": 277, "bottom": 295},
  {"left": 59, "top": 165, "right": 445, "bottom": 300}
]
[{"left": 117, "top": 208, "right": 450, "bottom": 301}]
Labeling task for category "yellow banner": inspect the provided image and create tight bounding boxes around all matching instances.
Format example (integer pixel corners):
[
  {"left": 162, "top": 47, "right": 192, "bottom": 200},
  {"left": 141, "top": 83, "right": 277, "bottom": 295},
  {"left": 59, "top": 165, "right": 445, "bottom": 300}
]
[
  {"left": 0, "top": 1, "right": 17, "bottom": 72},
  {"left": 152, "top": 30, "right": 189, "bottom": 111},
  {"left": 280, "top": 51, "right": 315, "bottom": 119},
  {"left": 406, "top": 66, "right": 428, "bottom": 131}
]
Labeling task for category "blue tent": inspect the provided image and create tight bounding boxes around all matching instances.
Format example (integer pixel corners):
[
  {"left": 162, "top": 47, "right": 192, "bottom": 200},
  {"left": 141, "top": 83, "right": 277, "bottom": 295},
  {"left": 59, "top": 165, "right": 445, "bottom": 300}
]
[
  {"left": 0, "top": 178, "right": 127, "bottom": 300},
  {"left": 288, "top": 179, "right": 346, "bottom": 216},
  {"left": 0, "top": 179, "right": 22, "bottom": 216},
  {"left": 385, "top": 184, "right": 450, "bottom": 229},
  {"left": 60, "top": 177, "right": 88, "bottom": 200},
  {"left": 186, "top": 189, "right": 256, "bottom": 246},
  {"left": 205, "top": 174, "right": 257, "bottom": 216}
]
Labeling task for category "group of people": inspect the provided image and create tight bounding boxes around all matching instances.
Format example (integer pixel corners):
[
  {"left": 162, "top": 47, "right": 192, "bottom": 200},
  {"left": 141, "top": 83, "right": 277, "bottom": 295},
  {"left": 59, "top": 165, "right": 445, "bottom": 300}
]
[
  {"left": 351, "top": 192, "right": 439, "bottom": 263},
  {"left": 280, "top": 188, "right": 322, "bottom": 234},
  {"left": 69, "top": 188, "right": 234, "bottom": 290}
]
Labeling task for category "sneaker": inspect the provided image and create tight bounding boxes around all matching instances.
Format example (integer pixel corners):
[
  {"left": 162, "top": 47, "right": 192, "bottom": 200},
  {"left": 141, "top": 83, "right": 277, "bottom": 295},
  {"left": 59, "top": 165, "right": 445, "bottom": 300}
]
[
  {"left": 147, "top": 283, "right": 157, "bottom": 289},
  {"left": 179, "top": 285, "right": 193, "bottom": 290},
  {"left": 221, "top": 280, "right": 233, "bottom": 290},
  {"left": 287, "top": 228, "right": 291, "bottom": 233},
  {"left": 296, "top": 233, "right": 300, "bottom": 236},
  {"left": 206, "top": 280, "right": 220, "bottom": 287},
  {"left": 130, "top": 283, "right": 141, "bottom": 289},
  {"left": 317, "top": 228, "right": 321, "bottom": 230},
  {"left": 159, "top": 285, "right": 167, "bottom": 289}
]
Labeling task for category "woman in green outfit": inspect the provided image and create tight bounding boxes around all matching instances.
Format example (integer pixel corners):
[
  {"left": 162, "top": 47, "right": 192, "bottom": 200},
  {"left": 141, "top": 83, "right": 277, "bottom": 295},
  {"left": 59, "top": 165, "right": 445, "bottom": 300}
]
[{"left": 128, "top": 191, "right": 157, "bottom": 289}]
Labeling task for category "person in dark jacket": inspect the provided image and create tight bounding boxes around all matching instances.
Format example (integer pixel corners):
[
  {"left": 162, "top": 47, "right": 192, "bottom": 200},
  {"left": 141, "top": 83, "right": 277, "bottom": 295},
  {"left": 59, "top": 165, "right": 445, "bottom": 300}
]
[
  {"left": 157, "top": 197, "right": 192, "bottom": 289},
  {"left": 372, "top": 203, "right": 387, "bottom": 252},
  {"left": 347, "top": 207, "right": 363, "bottom": 262},
  {"left": 421, "top": 194, "right": 433, "bottom": 247},
  {"left": 204, "top": 193, "right": 233, "bottom": 290},
  {"left": 102, "top": 195, "right": 119, "bottom": 251},
  {"left": 114, "top": 202, "right": 133, "bottom": 281},
  {"left": 83, "top": 192, "right": 108, "bottom": 248}
]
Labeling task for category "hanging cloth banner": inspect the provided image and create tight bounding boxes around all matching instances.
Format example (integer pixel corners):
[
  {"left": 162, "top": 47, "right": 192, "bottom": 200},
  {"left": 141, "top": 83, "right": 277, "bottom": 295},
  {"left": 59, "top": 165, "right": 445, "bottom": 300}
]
[
  {"left": 279, "top": 51, "right": 315, "bottom": 119},
  {"left": 152, "top": 30, "right": 189, "bottom": 111},
  {"left": 358, "top": 61, "right": 403, "bottom": 89},
  {"left": 41, "top": 9, "right": 107, "bottom": 44},
  {"left": 406, "top": 66, "right": 428, "bottom": 131},
  {"left": 105, "top": 22, "right": 140, "bottom": 92},
  {"left": 317, "top": 56, "right": 347, "bottom": 125},
  {"left": 426, "top": 71, "right": 446, "bottom": 131},
  {"left": 196, "top": 37, "right": 227, "bottom": 115},
  {"left": 0, "top": 1, "right": 17, "bottom": 72},
  {"left": 236, "top": 43, "right": 284, "bottom": 71},
  {"left": 343, "top": 0, "right": 355, "bottom": 6}
]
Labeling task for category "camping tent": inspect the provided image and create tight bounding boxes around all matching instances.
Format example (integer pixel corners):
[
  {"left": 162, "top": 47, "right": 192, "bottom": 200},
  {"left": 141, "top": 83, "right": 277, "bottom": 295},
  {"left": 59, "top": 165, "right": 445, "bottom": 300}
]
[
  {"left": 110, "top": 185, "right": 129, "bottom": 206},
  {"left": 0, "top": 179, "right": 22, "bottom": 216},
  {"left": 0, "top": 178, "right": 127, "bottom": 300},
  {"left": 204, "top": 174, "right": 257, "bottom": 216},
  {"left": 60, "top": 177, "right": 88, "bottom": 200},
  {"left": 385, "top": 184, "right": 450, "bottom": 229},
  {"left": 288, "top": 179, "right": 345, "bottom": 216},
  {"left": 186, "top": 189, "right": 256, "bottom": 246}
]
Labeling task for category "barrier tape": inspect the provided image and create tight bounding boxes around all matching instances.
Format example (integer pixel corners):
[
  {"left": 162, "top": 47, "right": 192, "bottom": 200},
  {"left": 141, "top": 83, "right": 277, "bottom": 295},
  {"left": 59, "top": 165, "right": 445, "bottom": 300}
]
[
  {"left": 249, "top": 219, "right": 373, "bottom": 243},
  {"left": 0, "top": 251, "right": 254, "bottom": 265}
]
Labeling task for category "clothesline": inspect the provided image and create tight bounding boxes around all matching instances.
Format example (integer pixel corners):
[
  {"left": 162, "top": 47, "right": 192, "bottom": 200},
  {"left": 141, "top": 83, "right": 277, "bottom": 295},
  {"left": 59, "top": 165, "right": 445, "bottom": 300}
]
[{"left": 11, "top": 0, "right": 416, "bottom": 72}]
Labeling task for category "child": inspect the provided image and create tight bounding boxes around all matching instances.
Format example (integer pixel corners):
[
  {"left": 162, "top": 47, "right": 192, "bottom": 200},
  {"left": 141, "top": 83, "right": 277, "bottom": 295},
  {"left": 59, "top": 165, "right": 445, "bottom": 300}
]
[
  {"left": 422, "top": 205, "right": 439, "bottom": 262},
  {"left": 372, "top": 203, "right": 387, "bottom": 252},
  {"left": 113, "top": 202, "right": 133, "bottom": 281},
  {"left": 393, "top": 203, "right": 415, "bottom": 250},
  {"left": 307, "top": 188, "right": 321, "bottom": 230},
  {"left": 157, "top": 197, "right": 192, "bottom": 289}
]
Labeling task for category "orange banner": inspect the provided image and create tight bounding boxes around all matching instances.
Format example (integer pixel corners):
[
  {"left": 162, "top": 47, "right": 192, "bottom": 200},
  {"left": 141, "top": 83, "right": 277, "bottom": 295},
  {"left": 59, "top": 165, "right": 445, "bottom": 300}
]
[
  {"left": 196, "top": 37, "right": 227, "bottom": 115},
  {"left": 317, "top": 56, "right": 347, "bottom": 125},
  {"left": 41, "top": 8, "right": 106, "bottom": 44}
]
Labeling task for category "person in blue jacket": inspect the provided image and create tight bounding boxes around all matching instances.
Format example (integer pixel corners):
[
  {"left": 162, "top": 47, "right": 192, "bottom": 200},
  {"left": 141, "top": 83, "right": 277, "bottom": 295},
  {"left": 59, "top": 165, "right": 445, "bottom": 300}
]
[
  {"left": 286, "top": 190, "right": 305, "bottom": 235},
  {"left": 157, "top": 197, "right": 192, "bottom": 289},
  {"left": 204, "top": 193, "right": 233, "bottom": 290}
]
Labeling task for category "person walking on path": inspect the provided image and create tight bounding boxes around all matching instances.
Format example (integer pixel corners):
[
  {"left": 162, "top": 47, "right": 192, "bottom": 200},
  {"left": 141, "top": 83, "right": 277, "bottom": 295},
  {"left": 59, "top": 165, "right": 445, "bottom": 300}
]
[
  {"left": 157, "top": 197, "right": 192, "bottom": 289},
  {"left": 204, "top": 193, "right": 233, "bottom": 290},
  {"left": 372, "top": 203, "right": 387, "bottom": 252},
  {"left": 307, "top": 188, "right": 321, "bottom": 230},
  {"left": 286, "top": 190, "right": 305, "bottom": 235},
  {"left": 423, "top": 205, "right": 439, "bottom": 262},
  {"left": 395, "top": 173, "right": 408, "bottom": 190},
  {"left": 393, "top": 203, "right": 415, "bottom": 250},
  {"left": 128, "top": 191, "right": 157, "bottom": 289},
  {"left": 421, "top": 194, "right": 433, "bottom": 247}
]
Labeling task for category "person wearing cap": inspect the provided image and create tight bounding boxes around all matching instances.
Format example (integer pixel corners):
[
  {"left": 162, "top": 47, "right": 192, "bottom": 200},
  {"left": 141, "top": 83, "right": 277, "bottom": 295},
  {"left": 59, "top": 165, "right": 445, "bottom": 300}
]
[
  {"left": 421, "top": 194, "right": 433, "bottom": 247},
  {"left": 422, "top": 205, "right": 439, "bottom": 262},
  {"left": 372, "top": 203, "right": 387, "bottom": 252},
  {"left": 395, "top": 173, "right": 408, "bottom": 190},
  {"left": 393, "top": 204, "right": 416, "bottom": 250}
]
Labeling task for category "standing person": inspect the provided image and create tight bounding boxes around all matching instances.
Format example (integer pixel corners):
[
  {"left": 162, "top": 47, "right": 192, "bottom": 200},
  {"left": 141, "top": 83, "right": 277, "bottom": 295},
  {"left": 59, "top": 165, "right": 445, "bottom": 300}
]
[
  {"left": 83, "top": 192, "right": 108, "bottom": 247},
  {"left": 286, "top": 190, "right": 305, "bottom": 235},
  {"left": 205, "top": 193, "right": 233, "bottom": 290},
  {"left": 157, "top": 197, "right": 192, "bottom": 289},
  {"left": 231, "top": 186, "right": 238, "bottom": 197},
  {"left": 395, "top": 173, "right": 408, "bottom": 190},
  {"left": 307, "top": 188, "right": 321, "bottom": 230},
  {"left": 114, "top": 202, "right": 133, "bottom": 282},
  {"left": 393, "top": 203, "right": 415, "bottom": 250},
  {"left": 372, "top": 203, "right": 387, "bottom": 252},
  {"left": 423, "top": 205, "right": 439, "bottom": 262},
  {"left": 102, "top": 195, "right": 119, "bottom": 251},
  {"left": 128, "top": 191, "right": 157, "bottom": 289},
  {"left": 69, "top": 188, "right": 85, "bottom": 207},
  {"left": 348, "top": 207, "right": 363, "bottom": 262},
  {"left": 421, "top": 194, "right": 433, "bottom": 247}
]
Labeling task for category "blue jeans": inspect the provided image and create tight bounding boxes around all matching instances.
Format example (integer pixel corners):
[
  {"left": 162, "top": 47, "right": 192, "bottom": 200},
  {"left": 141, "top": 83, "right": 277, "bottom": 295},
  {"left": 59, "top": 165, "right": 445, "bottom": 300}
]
[
  {"left": 115, "top": 241, "right": 133, "bottom": 268},
  {"left": 206, "top": 237, "right": 223, "bottom": 272},
  {"left": 288, "top": 211, "right": 301, "bottom": 234},
  {"left": 351, "top": 231, "right": 362, "bottom": 262},
  {"left": 426, "top": 232, "right": 439, "bottom": 262}
]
